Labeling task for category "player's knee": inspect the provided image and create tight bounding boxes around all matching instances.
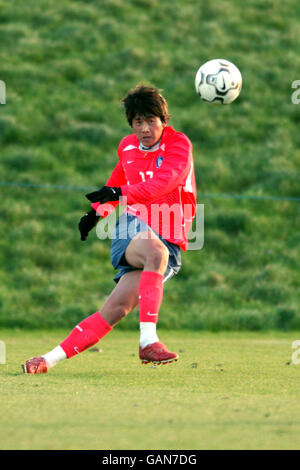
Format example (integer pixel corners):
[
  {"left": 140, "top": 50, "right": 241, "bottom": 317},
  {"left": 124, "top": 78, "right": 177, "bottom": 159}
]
[{"left": 146, "top": 243, "right": 169, "bottom": 273}]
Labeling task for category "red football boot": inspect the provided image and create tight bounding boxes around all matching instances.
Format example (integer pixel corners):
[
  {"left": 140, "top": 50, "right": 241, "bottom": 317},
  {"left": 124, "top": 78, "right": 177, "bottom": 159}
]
[
  {"left": 139, "top": 342, "right": 179, "bottom": 365},
  {"left": 22, "top": 356, "right": 49, "bottom": 374}
]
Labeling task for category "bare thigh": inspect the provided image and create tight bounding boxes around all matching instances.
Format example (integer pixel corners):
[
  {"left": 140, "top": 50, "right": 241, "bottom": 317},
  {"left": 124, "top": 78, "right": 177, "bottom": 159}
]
[
  {"left": 124, "top": 230, "right": 169, "bottom": 275},
  {"left": 99, "top": 270, "right": 141, "bottom": 326}
]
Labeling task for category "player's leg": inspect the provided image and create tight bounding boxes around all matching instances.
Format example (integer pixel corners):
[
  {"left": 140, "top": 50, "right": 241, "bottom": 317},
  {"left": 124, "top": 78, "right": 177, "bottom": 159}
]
[
  {"left": 125, "top": 230, "right": 168, "bottom": 346},
  {"left": 97, "top": 270, "right": 141, "bottom": 326},
  {"left": 125, "top": 231, "right": 179, "bottom": 364},
  {"left": 22, "top": 271, "right": 141, "bottom": 374},
  {"left": 125, "top": 230, "right": 170, "bottom": 274}
]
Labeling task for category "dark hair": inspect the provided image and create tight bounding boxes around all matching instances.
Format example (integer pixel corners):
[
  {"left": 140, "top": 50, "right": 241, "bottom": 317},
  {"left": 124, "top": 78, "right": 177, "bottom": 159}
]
[{"left": 122, "top": 84, "right": 170, "bottom": 126}]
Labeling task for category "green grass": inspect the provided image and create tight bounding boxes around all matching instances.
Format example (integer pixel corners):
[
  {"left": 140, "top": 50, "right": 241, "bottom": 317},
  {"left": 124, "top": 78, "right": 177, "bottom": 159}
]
[
  {"left": 0, "top": 0, "right": 300, "bottom": 329},
  {"left": 1, "top": 329, "right": 300, "bottom": 450}
]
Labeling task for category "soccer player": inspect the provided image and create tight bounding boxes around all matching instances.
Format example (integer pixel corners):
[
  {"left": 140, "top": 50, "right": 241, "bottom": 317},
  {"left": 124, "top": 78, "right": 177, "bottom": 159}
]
[{"left": 22, "top": 84, "right": 197, "bottom": 374}]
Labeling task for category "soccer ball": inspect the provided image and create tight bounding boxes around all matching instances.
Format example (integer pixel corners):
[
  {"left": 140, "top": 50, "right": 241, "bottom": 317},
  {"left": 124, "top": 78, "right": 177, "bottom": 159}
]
[{"left": 195, "top": 59, "right": 242, "bottom": 104}]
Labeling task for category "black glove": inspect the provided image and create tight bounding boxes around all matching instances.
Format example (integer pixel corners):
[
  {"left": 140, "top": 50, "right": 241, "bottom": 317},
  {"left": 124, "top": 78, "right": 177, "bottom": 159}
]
[
  {"left": 78, "top": 209, "right": 100, "bottom": 241},
  {"left": 85, "top": 186, "right": 122, "bottom": 204}
]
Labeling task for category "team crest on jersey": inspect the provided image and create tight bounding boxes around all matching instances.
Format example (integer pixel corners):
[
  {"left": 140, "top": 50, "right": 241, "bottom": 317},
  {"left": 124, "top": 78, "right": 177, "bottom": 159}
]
[{"left": 156, "top": 156, "right": 164, "bottom": 168}]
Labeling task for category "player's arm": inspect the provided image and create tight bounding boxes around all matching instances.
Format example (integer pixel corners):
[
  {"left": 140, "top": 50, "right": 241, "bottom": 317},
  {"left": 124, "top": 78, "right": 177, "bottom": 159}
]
[
  {"left": 121, "top": 135, "right": 192, "bottom": 205},
  {"left": 79, "top": 158, "right": 127, "bottom": 241},
  {"left": 88, "top": 160, "right": 127, "bottom": 216}
]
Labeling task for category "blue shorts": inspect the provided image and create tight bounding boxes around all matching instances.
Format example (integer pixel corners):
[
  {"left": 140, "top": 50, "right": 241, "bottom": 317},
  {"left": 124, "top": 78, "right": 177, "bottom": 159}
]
[{"left": 110, "top": 212, "right": 182, "bottom": 284}]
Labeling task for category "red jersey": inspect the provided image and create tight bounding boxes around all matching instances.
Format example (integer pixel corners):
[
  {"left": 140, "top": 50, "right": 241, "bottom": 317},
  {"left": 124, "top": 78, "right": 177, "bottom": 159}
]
[{"left": 91, "top": 126, "right": 197, "bottom": 251}]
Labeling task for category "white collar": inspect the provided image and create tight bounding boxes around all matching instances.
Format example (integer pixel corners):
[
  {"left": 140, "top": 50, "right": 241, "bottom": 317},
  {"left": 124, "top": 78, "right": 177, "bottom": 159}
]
[{"left": 139, "top": 139, "right": 161, "bottom": 152}]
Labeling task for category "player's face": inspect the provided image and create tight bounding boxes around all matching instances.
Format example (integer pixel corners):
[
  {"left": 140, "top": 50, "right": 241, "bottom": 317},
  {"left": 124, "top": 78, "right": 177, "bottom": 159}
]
[{"left": 132, "top": 114, "right": 166, "bottom": 147}]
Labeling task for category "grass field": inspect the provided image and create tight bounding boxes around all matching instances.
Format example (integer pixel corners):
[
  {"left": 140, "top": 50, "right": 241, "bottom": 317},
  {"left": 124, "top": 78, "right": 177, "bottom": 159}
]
[
  {"left": 1, "top": 328, "right": 300, "bottom": 450},
  {"left": 0, "top": 0, "right": 300, "bottom": 330}
]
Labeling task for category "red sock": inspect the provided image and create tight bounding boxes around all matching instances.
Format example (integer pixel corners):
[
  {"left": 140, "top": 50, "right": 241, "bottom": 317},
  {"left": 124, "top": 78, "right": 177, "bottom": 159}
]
[
  {"left": 139, "top": 271, "right": 164, "bottom": 324},
  {"left": 60, "top": 312, "right": 112, "bottom": 358}
]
